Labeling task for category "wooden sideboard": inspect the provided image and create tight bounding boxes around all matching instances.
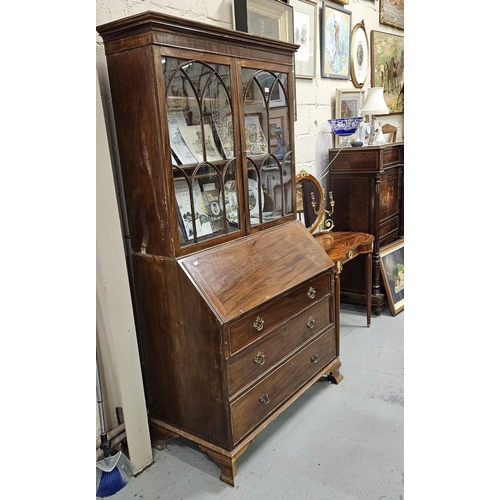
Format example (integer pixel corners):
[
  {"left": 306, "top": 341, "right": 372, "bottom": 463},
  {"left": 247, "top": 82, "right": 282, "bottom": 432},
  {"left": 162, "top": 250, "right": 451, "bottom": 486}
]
[{"left": 327, "top": 143, "right": 404, "bottom": 313}]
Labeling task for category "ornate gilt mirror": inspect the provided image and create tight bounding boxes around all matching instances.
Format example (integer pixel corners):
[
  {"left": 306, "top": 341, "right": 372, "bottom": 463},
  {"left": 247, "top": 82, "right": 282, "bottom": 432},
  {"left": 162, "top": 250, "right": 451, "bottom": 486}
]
[{"left": 296, "top": 170, "right": 323, "bottom": 233}]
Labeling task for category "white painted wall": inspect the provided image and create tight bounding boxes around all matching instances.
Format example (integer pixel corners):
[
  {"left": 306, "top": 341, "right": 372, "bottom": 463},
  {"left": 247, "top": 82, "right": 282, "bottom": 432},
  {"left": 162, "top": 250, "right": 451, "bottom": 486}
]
[{"left": 95, "top": 0, "right": 403, "bottom": 472}]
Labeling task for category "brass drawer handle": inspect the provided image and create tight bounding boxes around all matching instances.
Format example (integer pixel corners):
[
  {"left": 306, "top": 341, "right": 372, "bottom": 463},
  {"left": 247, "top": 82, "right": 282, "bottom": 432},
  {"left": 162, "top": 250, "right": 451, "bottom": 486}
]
[
  {"left": 253, "top": 316, "right": 264, "bottom": 332},
  {"left": 347, "top": 250, "right": 353, "bottom": 259},
  {"left": 311, "top": 353, "right": 319, "bottom": 363},
  {"left": 253, "top": 351, "right": 266, "bottom": 365},
  {"left": 306, "top": 317, "right": 315, "bottom": 329},
  {"left": 259, "top": 393, "right": 270, "bottom": 405},
  {"left": 307, "top": 287, "right": 316, "bottom": 299}
]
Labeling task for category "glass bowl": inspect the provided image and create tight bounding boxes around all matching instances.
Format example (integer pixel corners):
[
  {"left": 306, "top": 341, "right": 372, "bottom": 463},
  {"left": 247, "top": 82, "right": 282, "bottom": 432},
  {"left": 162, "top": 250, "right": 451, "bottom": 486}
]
[{"left": 328, "top": 117, "right": 363, "bottom": 136}]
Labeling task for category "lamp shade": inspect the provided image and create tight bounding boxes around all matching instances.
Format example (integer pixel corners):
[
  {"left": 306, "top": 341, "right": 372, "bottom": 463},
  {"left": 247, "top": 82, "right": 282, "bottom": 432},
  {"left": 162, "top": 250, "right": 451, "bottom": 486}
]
[{"left": 360, "top": 87, "right": 389, "bottom": 115}]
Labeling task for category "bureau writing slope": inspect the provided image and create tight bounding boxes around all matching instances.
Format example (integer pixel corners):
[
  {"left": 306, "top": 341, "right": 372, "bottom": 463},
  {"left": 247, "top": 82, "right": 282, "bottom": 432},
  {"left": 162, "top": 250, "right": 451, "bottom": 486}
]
[{"left": 97, "top": 12, "right": 342, "bottom": 486}]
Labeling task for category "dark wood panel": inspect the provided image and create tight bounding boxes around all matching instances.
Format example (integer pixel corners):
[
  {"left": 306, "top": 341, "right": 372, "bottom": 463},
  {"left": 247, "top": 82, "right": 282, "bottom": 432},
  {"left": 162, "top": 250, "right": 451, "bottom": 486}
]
[{"left": 131, "top": 254, "right": 232, "bottom": 449}]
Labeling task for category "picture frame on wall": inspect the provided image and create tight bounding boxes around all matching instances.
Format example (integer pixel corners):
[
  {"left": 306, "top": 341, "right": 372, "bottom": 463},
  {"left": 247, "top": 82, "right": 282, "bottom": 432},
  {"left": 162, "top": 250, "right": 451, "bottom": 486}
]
[
  {"left": 370, "top": 30, "right": 404, "bottom": 114},
  {"left": 350, "top": 20, "right": 369, "bottom": 89},
  {"left": 234, "top": 0, "right": 294, "bottom": 44},
  {"left": 379, "top": 238, "right": 404, "bottom": 316},
  {"left": 334, "top": 88, "right": 365, "bottom": 146},
  {"left": 380, "top": 0, "right": 404, "bottom": 31},
  {"left": 321, "top": 1, "right": 352, "bottom": 79},
  {"left": 289, "top": 0, "right": 317, "bottom": 79}
]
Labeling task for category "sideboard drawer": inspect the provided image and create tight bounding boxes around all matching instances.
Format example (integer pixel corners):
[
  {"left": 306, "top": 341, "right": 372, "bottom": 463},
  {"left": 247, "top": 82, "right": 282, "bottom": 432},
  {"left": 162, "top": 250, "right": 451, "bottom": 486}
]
[
  {"left": 230, "top": 327, "right": 335, "bottom": 443},
  {"left": 382, "top": 147, "right": 402, "bottom": 167},
  {"left": 227, "top": 273, "right": 331, "bottom": 355},
  {"left": 227, "top": 298, "right": 332, "bottom": 396},
  {"left": 379, "top": 216, "right": 399, "bottom": 240}
]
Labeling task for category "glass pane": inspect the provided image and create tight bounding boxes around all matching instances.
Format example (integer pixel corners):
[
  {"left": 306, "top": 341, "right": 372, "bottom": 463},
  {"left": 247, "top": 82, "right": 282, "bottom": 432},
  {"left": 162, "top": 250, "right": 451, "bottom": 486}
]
[
  {"left": 163, "top": 58, "right": 233, "bottom": 165},
  {"left": 242, "top": 69, "right": 293, "bottom": 226},
  {"left": 163, "top": 57, "right": 239, "bottom": 246}
]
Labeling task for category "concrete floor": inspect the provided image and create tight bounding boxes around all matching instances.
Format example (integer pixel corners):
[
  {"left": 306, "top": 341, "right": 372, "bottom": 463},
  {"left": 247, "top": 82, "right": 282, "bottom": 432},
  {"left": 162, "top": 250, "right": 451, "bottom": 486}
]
[{"left": 105, "top": 302, "right": 403, "bottom": 500}]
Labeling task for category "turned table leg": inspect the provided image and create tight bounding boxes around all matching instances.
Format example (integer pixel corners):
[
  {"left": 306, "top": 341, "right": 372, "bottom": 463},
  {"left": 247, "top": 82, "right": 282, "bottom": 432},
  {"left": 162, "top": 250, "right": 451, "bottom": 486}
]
[{"left": 366, "top": 252, "right": 372, "bottom": 327}]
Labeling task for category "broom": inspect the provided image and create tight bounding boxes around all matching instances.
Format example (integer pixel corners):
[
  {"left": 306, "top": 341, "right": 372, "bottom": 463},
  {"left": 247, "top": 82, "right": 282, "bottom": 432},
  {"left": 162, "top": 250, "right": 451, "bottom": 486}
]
[{"left": 96, "top": 357, "right": 134, "bottom": 497}]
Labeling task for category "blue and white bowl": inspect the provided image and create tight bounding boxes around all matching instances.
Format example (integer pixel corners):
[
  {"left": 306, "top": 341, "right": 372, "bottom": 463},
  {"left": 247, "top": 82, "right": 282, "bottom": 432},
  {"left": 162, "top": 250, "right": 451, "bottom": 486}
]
[{"left": 328, "top": 117, "right": 363, "bottom": 136}]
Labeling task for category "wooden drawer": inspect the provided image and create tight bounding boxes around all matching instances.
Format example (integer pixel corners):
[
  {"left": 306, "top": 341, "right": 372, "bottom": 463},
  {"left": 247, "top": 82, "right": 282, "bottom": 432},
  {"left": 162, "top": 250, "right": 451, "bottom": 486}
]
[
  {"left": 227, "top": 273, "right": 331, "bottom": 356},
  {"left": 382, "top": 147, "right": 402, "bottom": 167},
  {"left": 230, "top": 327, "right": 335, "bottom": 443},
  {"left": 379, "top": 216, "right": 399, "bottom": 241},
  {"left": 227, "top": 297, "right": 332, "bottom": 397}
]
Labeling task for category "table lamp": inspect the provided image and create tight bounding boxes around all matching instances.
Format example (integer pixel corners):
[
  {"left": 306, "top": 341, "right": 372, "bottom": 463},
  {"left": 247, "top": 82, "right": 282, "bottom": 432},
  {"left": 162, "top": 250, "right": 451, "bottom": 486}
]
[{"left": 359, "top": 87, "right": 389, "bottom": 145}]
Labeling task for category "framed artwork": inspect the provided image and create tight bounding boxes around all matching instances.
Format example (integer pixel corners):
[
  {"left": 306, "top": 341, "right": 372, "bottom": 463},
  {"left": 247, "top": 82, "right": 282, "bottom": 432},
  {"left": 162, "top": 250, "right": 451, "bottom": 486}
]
[
  {"left": 370, "top": 30, "right": 404, "bottom": 114},
  {"left": 334, "top": 89, "right": 365, "bottom": 146},
  {"left": 380, "top": 0, "right": 404, "bottom": 31},
  {"left": 321, "top": 1, "right": 352, "bottom": 79},
  {"left": 234, "top": 0, "right": 294, "bottom": 43},
  {"left": 289, "top": 0, "right": 317, "bottom": 79},
  {"left": 380, "top": 238, "right": 404, "bottom": 316},
  {"left": 350, "top": 20, "right": 369, "bottom": 89}
]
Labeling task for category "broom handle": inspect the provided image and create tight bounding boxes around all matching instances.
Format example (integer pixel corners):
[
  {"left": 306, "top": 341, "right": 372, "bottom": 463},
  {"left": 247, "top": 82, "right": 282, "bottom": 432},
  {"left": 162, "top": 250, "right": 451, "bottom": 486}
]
[{"left": 96, "top": 356, "right": 112, "bottom": 456}]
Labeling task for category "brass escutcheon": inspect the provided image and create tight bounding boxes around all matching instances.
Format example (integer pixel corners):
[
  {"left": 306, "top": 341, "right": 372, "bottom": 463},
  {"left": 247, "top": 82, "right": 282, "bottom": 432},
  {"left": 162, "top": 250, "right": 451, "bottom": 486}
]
[
  {"left": 259, "top": 393, "right": 270, "bottom": 404},
  {"left": 253, "top": 351, "right": 266, "bottom": 365},
  {"left": 306, "top": 317, "right": 315, "bottom": 329},
  {"left": 347, "top": 250, "right": 353, "bottom": 259},
  {"left": 307, "top": 287, "right": 316, "bottom": 299},
  {"left": 253, "top": 316, "right": 264, "bottom": 331},
  {"left": 310, "top": 353, "right": 319, "bottom": 363}
]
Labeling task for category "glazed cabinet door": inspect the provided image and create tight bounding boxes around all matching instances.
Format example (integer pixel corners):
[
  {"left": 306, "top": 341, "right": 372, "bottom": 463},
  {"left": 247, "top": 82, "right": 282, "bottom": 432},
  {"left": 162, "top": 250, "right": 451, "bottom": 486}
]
[
  {"left": 162, "top": 54, "right": 245, "bottom": 251},
  {"left": 240, "top": 66, "right": 295, "bottom": 230}
]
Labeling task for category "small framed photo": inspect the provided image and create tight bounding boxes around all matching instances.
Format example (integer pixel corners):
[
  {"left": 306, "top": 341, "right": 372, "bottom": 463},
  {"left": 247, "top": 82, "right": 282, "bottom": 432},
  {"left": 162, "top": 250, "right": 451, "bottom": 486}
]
[
  {"left": 380, "top": 0, "right": 404, "bottom": 31},
  {"left": 321, "top": 1, "right": 352, "bottom": 79},
  {"left": 234, "top": 0, "right": 294, "bottom": 43},
  {"left": 289, "top": 0, "right": 317, "bottom": 79},
  {"left": 334, "top": 88, "right": 365, "bottom": 146},
  {"left": 380, "top": 238, "right": 404, "bottom": 316}
]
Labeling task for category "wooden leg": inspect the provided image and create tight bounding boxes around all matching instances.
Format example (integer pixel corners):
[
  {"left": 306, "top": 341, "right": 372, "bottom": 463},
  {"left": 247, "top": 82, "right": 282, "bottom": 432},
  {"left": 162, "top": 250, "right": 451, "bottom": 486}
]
[
  {"left": 366, "top": 252, "right": 372, "bottom": 327},
  {"left": 199, "top": 445, "right": 237, "bottom": 486}
]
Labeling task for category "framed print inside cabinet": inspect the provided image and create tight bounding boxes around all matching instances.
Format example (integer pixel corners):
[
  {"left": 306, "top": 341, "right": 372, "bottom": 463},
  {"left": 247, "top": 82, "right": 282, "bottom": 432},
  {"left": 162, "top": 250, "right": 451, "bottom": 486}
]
[
  {"left": 289, "top": 0, "right": 317, "bottom": 79},
  {"left": 321, "top": 1, "right": 352, "bottom": 79}
]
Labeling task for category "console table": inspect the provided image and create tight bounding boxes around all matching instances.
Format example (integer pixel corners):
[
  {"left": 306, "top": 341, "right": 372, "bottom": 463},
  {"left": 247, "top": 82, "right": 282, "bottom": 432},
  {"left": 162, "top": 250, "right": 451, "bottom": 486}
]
[
  {"left": 327, "top": 143, "right": 403, "bottom": 314},
  {"left": 315, "top": 231, "right": 374, "bottom": 342}
]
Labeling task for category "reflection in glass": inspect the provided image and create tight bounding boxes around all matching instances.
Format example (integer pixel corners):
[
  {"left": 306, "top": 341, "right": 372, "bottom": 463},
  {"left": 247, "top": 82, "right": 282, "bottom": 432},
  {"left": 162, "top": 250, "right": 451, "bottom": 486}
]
[
  {"left": 242, "top": 69, "right": 293, "bottom": 226},
  {"left": 163, "top": 57, "right": 238, "bottom": 246}
]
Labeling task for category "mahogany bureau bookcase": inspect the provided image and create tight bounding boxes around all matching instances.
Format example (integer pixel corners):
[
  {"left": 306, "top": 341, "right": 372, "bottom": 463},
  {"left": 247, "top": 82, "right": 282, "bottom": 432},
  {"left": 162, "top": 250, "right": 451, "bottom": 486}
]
[
  {"left": 327, "top": 143, "right": 404, "bottom": 314},
  {"left": 97, "top": 12, "right": 342, "bottom": 486}
]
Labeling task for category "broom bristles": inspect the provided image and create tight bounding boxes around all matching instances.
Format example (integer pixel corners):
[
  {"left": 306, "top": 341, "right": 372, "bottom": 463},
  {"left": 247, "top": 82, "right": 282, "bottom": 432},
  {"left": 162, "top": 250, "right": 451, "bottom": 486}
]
[{"left": 96, "top": 451, "right": 134, "bottom": 497}]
